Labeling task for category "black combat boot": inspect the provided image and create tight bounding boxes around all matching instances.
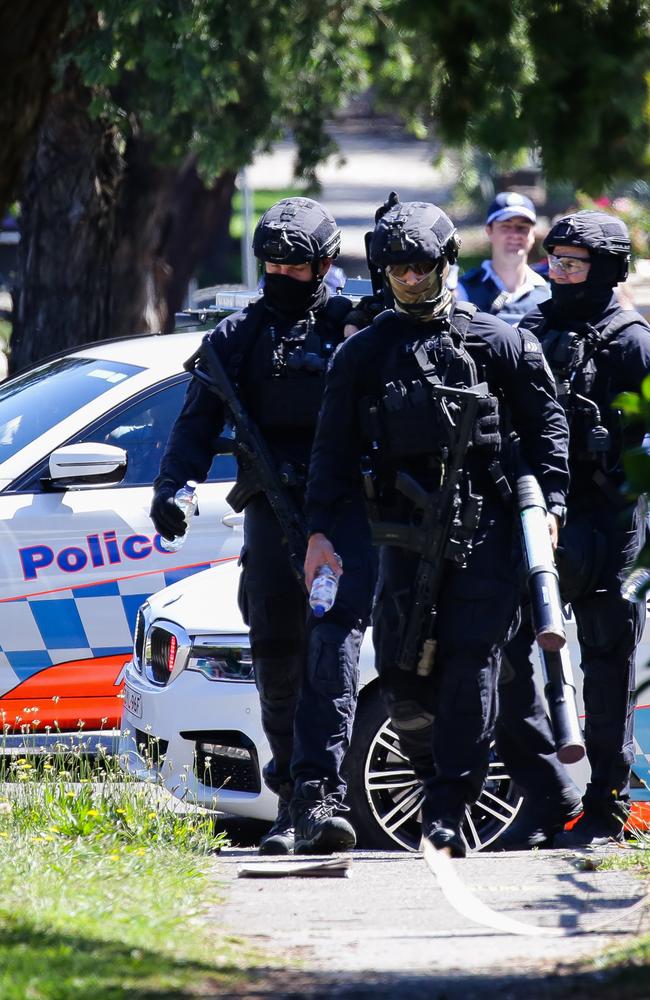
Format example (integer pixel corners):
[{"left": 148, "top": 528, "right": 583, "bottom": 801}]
[
  {"left": 554, "top": 797, "right": 628, "bottom": 849},
  {"left": 258, "top": 799, "right": 295, "bottom": 856},
  {"left": 421, "top": 818, "right": 466, "bottom": 859},
  {"left": 292, "top": 782, "right": 356, "bottom": 854},
  {"left": 495, "top": 791, "right": 583, "bottom": 850}
]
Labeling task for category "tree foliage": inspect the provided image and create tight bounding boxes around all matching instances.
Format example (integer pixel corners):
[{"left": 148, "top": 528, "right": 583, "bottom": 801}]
[
  {"left": 66, "top": 0, "right": 375, "bottom": 185},
  {"left": 370, "top": 0, "right": 650, "bottom": 191},
  {"left": 10, "top": 0, "right": 650, "bottom": 371}
]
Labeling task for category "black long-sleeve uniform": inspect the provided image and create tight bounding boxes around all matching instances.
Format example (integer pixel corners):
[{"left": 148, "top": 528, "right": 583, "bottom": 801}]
[
  {"left": 157, "top": 292, "right": 375, "bottom": 807},
  {"left": 498, "top": 295, "right": 650, "bottom": 824},
  {"left": 306, "top": 304, "right": 569, "bottom": 829}
]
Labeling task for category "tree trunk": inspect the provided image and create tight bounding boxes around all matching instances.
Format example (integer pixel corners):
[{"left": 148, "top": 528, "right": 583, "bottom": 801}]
[
  {"left": 110, "top": 144, "right": 237, "bottom": 338},
  {"left": 159, "top": 163, "right": 237, "bottom": 331},
  {"left": 10, "top": 65, "right": 123, "bottom": 374},
  {"left": 0, "top": 0, "right": 69, "bottom": 216},
  {"left": 12, "top": 85, "right": 238, "bottom": 370}
]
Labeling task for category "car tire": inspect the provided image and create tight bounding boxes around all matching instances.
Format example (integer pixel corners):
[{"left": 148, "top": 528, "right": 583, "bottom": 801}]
[{"left": 344, "top": 684, "right": 523, "bottom": 852}]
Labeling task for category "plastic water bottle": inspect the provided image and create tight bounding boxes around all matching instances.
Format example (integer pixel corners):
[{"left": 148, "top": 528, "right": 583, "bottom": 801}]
[
  {"left": 309, "top": 564, "right": 340, "bottom": 618},
  {"left": 620, "top": 566, "right": 650, "bottom": 603},
  {"left": 159, "top": 481, "right": 198, "bottom": 553}
]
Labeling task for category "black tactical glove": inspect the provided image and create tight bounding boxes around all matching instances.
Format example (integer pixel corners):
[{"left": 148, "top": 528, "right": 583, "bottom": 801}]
[
  {"left": 344, "top": 294, "right": 385, "bottom": 332},
  {"left": 150, "top": 479, "right": 185, "bottom": 541},
  {"left": 473, "top": 395, "right": 501, "bottom": 454}
]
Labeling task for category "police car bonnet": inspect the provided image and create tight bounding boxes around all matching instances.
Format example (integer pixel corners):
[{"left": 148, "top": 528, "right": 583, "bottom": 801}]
[{"left": 369, "top": 202, "right": 460, "bottom": 267}]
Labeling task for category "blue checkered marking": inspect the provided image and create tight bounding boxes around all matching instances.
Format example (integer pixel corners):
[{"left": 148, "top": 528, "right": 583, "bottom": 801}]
[
  {"left": 30, "top": 598, "right": 88, "bottom": 650},
  {"left": 6, "top": 650, "right": 53, "bottom": 678},
  {"left": 163, "top": 563, "right": 211, "bottom": 587},
  {"left": 72, "top": 581, "right": 120, "bottom": 598},
  {"left": 0, "top": 562, "right": 215, "bottom": 683}
]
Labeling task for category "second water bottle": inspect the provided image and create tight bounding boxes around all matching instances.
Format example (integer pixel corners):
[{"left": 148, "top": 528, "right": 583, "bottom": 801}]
[
  {"left": 159, "top": 481, "right": 198, "bottom": 553},
  {"left": 309, "top": 564, "right": 340, "bottom": 618}
]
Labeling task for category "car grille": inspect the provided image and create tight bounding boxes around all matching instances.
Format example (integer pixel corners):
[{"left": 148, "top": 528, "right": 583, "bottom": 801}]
[
  {"left": 150, "top": 626, "right": 176, "bottom": 685},
  {"left": 133, "top": 609, "right": 145, "bottom": 671},
  {"left": 184, "top": 730, "right": 261, "bottom": 793},
  {"left": 133, "top": 728, "right": 169, "bottom": 766}
]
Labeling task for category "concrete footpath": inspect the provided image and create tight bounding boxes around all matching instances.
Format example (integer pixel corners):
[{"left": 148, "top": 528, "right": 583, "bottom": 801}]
[{"left": 205, "top": 846, "right": 649, "bottom": 999}]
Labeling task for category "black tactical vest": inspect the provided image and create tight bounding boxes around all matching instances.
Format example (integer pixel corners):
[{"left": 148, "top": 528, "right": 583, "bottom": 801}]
[
  {"left": 538, "top": 312, "right": 643, "bottom": 465},
  {"left": 236, "top": 297, "right": 348, "bottom": 431},
  {"left": 359, "top": 306, "right": 479, "bottom": 464}
]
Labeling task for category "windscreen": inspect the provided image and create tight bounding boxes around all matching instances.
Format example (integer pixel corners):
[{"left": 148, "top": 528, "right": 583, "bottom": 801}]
[{"left": 0, "top": 356, "right": 144, "bottom": 463}]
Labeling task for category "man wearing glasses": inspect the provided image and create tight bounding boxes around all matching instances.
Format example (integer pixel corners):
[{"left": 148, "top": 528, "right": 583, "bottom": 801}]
[{"left": 496, "top": 210, "right": 650, "bottom": 849}]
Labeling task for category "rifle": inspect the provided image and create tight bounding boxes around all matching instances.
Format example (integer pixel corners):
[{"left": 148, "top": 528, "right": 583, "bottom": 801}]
[
  {"left": 184, "top": 340, "right": 308, "bottom": 587},
  {"left": 372, "top": 383, "right": 487, "bottom": 676},
  {"left": 364, "top": 191, "right": 400, "bottom": 299},
  {"left": 512, "top": 439, "right": 585, "bottom": 763}
]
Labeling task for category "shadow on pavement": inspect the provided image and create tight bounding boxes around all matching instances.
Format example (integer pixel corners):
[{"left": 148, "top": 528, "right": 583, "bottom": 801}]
[
  {"left": 200, "top": 962, "right": 650, "bottom": 999},
  {"left": 214, "top": 812, "right": 270, "bottom": 848}
]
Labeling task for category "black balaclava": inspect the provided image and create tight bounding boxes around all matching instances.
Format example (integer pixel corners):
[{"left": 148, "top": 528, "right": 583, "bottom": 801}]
[
  {"left": 544, "top": 211, "right": 629, "bottom": 323},
  {"left": 548, "top": 279, "right": 614, "bottom": 323},
  {"left": 262, "top": 271, "right": 328, "bottom": 319}
]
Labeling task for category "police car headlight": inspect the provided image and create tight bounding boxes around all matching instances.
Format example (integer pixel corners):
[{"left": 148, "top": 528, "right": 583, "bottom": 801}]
[
  {"left": 186, "top": 634, "right": 254, "bottom": 682},
  {"left": 132, "top": 604, "right": 149, "bottom": 674}
]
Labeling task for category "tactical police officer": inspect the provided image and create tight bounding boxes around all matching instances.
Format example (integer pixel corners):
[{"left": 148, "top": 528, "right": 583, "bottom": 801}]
[
  {"left": 150, "top": 197, "right": 375, "bottom": 856},
  {"left": 304, "top": 201, "right": 569, "bottom": 857},
  {"left": 496, "top": 210, "right": 650, "bottom": 849}
]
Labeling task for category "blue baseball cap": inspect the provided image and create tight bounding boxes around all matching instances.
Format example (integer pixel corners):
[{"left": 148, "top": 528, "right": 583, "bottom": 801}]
[{"left": 486, "top": 192, "right": 536, "bottom": 226}]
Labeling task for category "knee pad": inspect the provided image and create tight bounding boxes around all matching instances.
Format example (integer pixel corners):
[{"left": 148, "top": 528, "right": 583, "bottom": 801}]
[
  {"left": 386, "top": 698, "right": 434, "bottom": 733},
  {"left": 577, "top": 598, "right": 640, "bottom": 658}
]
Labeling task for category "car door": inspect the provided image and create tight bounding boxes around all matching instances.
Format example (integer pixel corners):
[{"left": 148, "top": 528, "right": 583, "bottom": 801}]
[{"left": 0, "top": 374, "right": 241, "bottom": 733}]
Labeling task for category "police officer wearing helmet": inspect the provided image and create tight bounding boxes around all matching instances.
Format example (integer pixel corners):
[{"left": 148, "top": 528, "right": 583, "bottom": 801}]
[
  {"left": 305, "top": 201, "right": 569, "bottom": 857},
  {"left": 496, "top": 210, "right": 650, "bottom": 849},
  {"left": 150, "top": 197, "right": 375, "bottom": 856}
]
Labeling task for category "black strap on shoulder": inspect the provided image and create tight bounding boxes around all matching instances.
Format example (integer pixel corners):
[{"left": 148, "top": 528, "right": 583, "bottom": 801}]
[
  {"left": 599, "top": 309, "right": 648, "bottom": 341},
  {"left": 450, "top": 301, "right": 478, "bottom": 340},
  {"left": 227, "top": 298, "right": 270, "bottom": 383},
  {"left": 369, "top": 307, "right": 397, "bottom": 329}
]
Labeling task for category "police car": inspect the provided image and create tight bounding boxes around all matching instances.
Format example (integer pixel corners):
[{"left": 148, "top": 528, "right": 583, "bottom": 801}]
[
  {"left": 0, "top": 300, "right": 263, "bottom": 750},
  {"left": 120, "top": 556, "right": 650, "bottom": 851}
]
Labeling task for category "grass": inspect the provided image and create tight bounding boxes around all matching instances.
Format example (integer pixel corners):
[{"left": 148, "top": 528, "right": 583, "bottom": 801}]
[
  {"left": 0, "top": 317, "right": 10, "bottom": 349},
  {"left": 572, "top": 832, "right": 650, "bottom": 997},
  {"left": 230, "top": 187, "right": 305, "bottom": 241},
  {"left": 0, "top": 738, "right": 264, "bottom": 998}
]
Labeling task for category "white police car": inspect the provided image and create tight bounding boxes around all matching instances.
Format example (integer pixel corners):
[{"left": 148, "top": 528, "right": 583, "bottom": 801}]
[
  {"left": 120, "top": 559, "right": 520, "bottom": 852},
  {"left": 121, "top": 558, "right": 650, "bottom": 851},
  {"left": 0, "top": 309, "right": 250, "bottom": 748}
]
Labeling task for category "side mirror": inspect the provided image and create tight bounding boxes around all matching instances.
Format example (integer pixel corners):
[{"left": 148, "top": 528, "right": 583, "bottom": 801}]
[{"left": 47, "top": 442, "right": 127, "bottom": 487}]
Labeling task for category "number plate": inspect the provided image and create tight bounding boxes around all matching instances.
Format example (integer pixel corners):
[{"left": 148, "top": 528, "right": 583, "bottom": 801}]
[{"left": 124, "top": 684, "right": 142, "bottom": 719}]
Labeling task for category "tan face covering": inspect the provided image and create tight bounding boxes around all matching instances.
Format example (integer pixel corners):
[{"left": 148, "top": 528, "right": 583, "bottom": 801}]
[{"left": 386, "top": 263, "right": 452, "bottom": 321}]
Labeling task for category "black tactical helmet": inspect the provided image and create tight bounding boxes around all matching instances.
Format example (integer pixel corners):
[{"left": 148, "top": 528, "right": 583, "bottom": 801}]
[
  {"left": 543, "top": 210, "right": 631, "bottom": 285},
  {"left": 253, "top": 197, "right": 341, "bottom": 265},
  {"left": 369, "top": 201, "right": 461, "bottom": 268}
]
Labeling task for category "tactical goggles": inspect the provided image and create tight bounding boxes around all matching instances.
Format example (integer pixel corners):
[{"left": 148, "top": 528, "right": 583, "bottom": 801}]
[
  {"left": 386, "top": 261, "right": 438, "bottom": 278},
  {"left": 547, "top": 253, "right": 591, "bottom": 276}
]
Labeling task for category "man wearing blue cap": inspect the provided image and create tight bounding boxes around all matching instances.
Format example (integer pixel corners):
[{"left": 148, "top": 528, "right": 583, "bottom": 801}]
[{"left": 456, "top": 191, "right": 550, "bottom": 326}]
